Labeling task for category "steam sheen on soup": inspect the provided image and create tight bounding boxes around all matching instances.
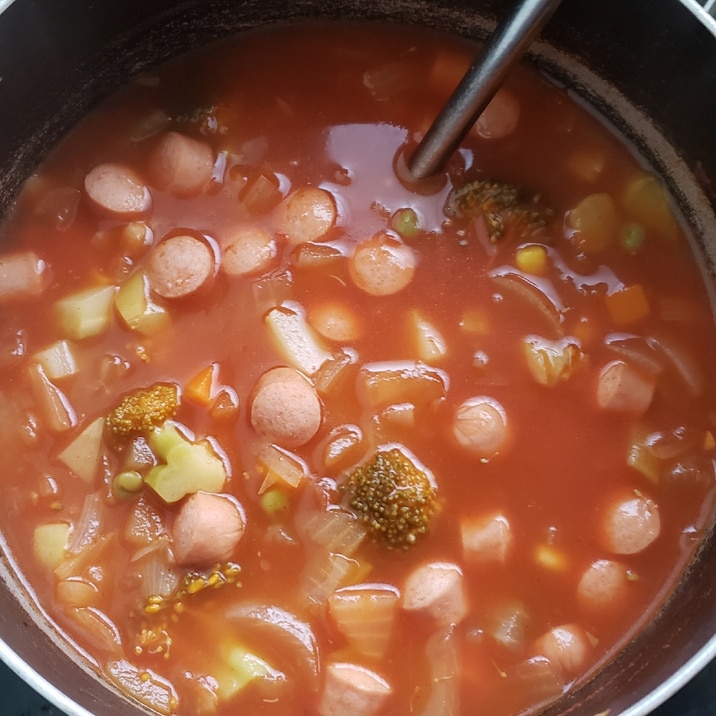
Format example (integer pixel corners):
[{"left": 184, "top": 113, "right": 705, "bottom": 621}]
[{"left": 0, "top": 21, "right": 715, "bottom": 716}]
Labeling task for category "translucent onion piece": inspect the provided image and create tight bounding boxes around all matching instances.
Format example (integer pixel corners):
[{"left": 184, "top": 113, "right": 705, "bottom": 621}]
[
  {"left": 296, "top": 509, "right": 367, "bottom": 556},
  {"left": 67, "top": 493, "right": 104, "bottom": 555},
  {"left": 225, "top": 603, "right": 320, "bottom": 689},
  {"left": 106, "top": 659, "right": 178, "bottom": 716},
  {"left": 66, "top": 606, "right": 122, "bottom": 655},
  {"left": 328, "top": 583, "right": 399, "bottom": 659},
  {"left": 489, "top": 270, "right": 564, "bottom": 336}
]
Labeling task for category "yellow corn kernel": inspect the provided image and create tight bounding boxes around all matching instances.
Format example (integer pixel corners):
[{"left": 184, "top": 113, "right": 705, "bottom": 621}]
[
  {"left": 515, "top": 244, "right": 548, "bottom": 275},
  {"left": 705, "top": 431, "right": 715, "bottom": 451},
  {"left": 535, "top": 544, "right": 567, "bottom": 571}
]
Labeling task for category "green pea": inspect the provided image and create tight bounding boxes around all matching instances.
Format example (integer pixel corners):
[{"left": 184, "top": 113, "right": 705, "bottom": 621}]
[
  {"left": 620, "top": 222, "right": 645, "bottom": 254},
  {"left": 390, "top": 208, "right": 421, "bottom": 239}
]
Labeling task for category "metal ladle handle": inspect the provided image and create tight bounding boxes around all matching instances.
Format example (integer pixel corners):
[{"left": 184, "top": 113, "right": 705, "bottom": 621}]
[{"left": 408, "top": 0, "right": 564, "bottom": 180}]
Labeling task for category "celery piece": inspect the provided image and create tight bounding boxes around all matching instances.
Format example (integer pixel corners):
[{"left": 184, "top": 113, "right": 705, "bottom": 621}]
[
  {"left": 257, "top": 443, "right": 307, "bottom": 493},
  {"left": 626, "top": 427, "right": 661, "bottom": 483},
  {"left": 33, "top": 522, "right": 70, "bottom": 570},
  {"left": 33, "top": 339, "right": 78, "bottom": 380},
  {"left": 145, "top": 423, "right": 227, "bottom": 503},
  {"left": 265, "top": 304, "right": 331, "bottom": 375},
  {"left": 215, "top": 645, "right": 285, "bottom": 701},
  {"left": 115, "top": 271, "right": 170, "bottom": 336},
  {"left": 55, "top": 285, "right": 117, "bottom": 340},
  {"left": 57, "top": 417, "right": 105, "bottom": 484},
  {"left": 408, "top": 309, "right": 447, "bottom": 364}
]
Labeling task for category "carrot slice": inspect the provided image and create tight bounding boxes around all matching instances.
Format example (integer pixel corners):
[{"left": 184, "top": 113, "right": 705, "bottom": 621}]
[
  {"left": 185, "top": 363, "right": 220, "bottom": 405},
  {"left": 605, "top": 284, "right": 650, "bottom": 326}
]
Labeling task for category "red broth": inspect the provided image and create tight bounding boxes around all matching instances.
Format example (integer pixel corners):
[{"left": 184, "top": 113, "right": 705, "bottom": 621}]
[{"left": 0, "top": 21, "right": 715, "bottom": 716}]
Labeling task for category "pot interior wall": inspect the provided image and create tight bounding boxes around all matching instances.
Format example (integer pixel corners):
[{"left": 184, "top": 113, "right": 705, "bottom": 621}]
[{"left": 0, "top": 1, "right": 715, "bottom": 715}]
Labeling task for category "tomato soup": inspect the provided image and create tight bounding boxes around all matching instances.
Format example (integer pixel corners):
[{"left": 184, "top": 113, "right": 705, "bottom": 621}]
[{"left": 0, "top": 21, "right": 715, "bottom": 716}]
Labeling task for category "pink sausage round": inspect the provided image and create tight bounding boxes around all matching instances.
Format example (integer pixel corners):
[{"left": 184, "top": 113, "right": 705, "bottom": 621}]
[
  {"left": 250, "top": 366, "right": 322, "bottom": 448},
  {"left": 349, "top": 231, "right": 416, "bottom": 296},
  {"left": 577, "top": 559, "right": 631, "bottom": 613},
  {"left": 84, "top": 163, "right": 151, "bottom": 217},
  {"left": 452, "top": 396, "right": 509, "bottom": 459},
  {"left": 318, "top": 662, "right": 392, "bottom": 716},
  {"left": 600, "top": 492, "right": 661, "bottom": 555},
  {"left": 221, "top": 226, "right": 277, "bottom": 277},
  {"left": 171, "top": 491, "right": 246, "bottom": 567},
  {"left": 148, "top": 131, "right": 214, "bottom": 197},
  {"left": 146, "top": 234, "right": 216, "bottom": 299},
  {"left": 533, "top": 623, "right": 591, "bottom": 681}
]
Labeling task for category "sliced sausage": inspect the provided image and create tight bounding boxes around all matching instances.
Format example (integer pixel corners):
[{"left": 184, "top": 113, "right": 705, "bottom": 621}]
[
  {"left": 475, "top": 88, "right": 521, "bottom": 139},
  {"left": 349, "top": 231, "right": 416, "bottom": 296},
  {"left": 402, "top": 561, "right": 468, "bottom": 627},
  {"left": 221, "top": 226, "right": 277, "bottom": 277},
  {"left": 452, "top": 396, "right": 509, "bottom": 459},
  {"left": 318, "top": 662, "right": 392, "bottom": 716},
  {"left": 276, "top": 187, "right": 337, "bottom": 245},
  {"left": 0, "top": 251, "right": 48, "bottom": 303},
  {"left": 597, "top": 360, "right": 655, "bottom": 416},
  {"left": 148, "top": 131, "right": 214, "bottom": 197},
  {"left": 461, "top": 512, "right": 513, "bottom": 566},
  {"left": 250, "top": 366, "right": 322, "bottom": 448},
  {"left": 533, "top": 624, "right": 591, "bottom": 681},
  {"left": 171, "top": 491, "right": 246, "bottom": 567},
  {"left": 146, "top": 234, "right": 216, "bottom": 299},
  {"left": 84, "top": 163, "right": 151, "bottom": 217},
  {"left": 601, "top": 492, "right": 661, "bottom": 555},
  {"left": 308, "top": 301, "right": 362, "bottom": 343},
  {"left": 577, "top": 559, "right": 631, "bottom": 613}
]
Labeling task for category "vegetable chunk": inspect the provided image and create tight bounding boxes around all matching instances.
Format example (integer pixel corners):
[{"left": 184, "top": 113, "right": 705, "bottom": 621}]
[
  {"left": 461, "top": 512, "right": 513, "bottom": 566},
  {"left": 0, "top": 251, "right": 48, "bottom": 303},
  {"left": 145, "top": 423, "right": 227, "bottom": 503},
  {"left": 343, "top": 447, "right": 437, "bottom": 548},
  {"left": 106, "top": 384, "right": 179, "bottom": 438}
]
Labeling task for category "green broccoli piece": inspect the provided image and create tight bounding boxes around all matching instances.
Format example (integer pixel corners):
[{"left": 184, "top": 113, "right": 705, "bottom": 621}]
[
  {"left": 144, "top": 422, "right": 227, "bottom": 503},
  {"left": 446, "top": 179, "right": 550, "bottom": 242},
  {"left": 342, "top": 447, "right": 437, "bottom": 549},
  {"left": 106, "top": 383, "right": 179, "bottom": 437}
]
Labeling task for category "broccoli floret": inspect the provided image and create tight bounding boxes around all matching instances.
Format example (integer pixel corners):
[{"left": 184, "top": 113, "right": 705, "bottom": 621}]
[
  {"left": 144, "top": 422, "right": 227, "bottom": 503},
  {"left": 342, "top": 447, "right": 437, "bottom": 549},
  {"left": 446, "top": 179, "right": 550, "bottom": 242},
  {"left": 106, "top": 383, "right": 179, "bottom": 437}
]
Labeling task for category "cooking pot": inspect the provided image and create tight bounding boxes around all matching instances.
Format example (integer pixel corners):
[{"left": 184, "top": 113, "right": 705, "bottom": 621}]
[{"left": 0, "top": 1, "right": 715, "bottom": 714}]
